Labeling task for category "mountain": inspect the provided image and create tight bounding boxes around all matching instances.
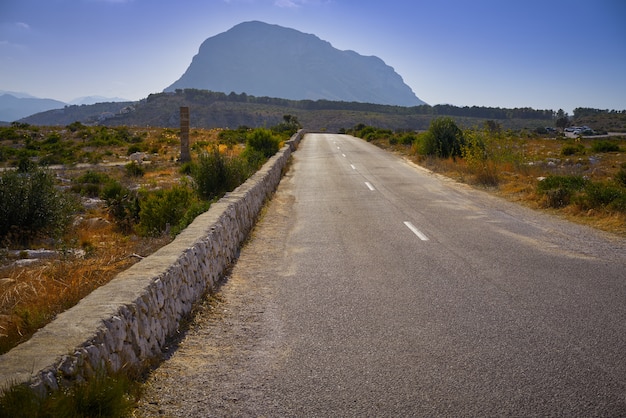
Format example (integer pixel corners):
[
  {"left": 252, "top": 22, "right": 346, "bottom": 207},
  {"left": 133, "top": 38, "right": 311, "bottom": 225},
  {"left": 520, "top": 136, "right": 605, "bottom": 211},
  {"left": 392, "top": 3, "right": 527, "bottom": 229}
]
[
  {"left": 165, "top": 21, "right": 425, "bottom": 107},
  {"left": 0, "top": 90, "right": 38, "bottom": 99},
  {"left": 0, "top": 93, "right": 66, "bottom": 122}
]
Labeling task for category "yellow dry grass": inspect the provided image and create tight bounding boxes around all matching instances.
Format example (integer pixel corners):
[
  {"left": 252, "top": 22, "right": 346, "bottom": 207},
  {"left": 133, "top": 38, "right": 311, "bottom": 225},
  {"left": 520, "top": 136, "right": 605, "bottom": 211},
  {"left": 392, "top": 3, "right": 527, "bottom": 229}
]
[
  {"left": 400, "top": 136, "right": 626, "bottom": 237},
  {"left": 0, "top": 217, "right": 171, "bottom": 352},
  {"left": 0, "top": 127, "right": 224, "bottom": 354}
]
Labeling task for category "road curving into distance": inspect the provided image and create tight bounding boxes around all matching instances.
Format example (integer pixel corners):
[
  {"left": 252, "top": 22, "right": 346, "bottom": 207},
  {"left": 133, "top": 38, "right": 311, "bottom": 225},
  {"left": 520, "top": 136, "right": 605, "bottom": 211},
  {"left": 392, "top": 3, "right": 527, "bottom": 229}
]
[{"left": 137, "top": 133, "right": 626, "bottom": 417}]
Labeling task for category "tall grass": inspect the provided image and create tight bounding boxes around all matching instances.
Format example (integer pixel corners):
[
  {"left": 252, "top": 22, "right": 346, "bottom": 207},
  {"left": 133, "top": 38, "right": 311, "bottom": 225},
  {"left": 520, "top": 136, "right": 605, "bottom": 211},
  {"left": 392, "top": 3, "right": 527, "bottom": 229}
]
[
  {"left": 0, "top": 222, "right": 170, "bottom": 354},
  {"left": 0, "top": 370, "right": 138, "bottom": 418}
]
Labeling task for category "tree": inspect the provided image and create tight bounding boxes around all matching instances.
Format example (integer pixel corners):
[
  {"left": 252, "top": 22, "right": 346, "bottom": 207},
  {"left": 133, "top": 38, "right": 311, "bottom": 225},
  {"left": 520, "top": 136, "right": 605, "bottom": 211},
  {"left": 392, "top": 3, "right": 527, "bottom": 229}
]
[
  {"left": 421, "top": 117, "right": 465, "bottom": 158},
  {"left": 555, "top": 109, "right": 570, "bottom": 131},
  {"left": 272, "top": 114, "right": 302, "bottom": 136}
]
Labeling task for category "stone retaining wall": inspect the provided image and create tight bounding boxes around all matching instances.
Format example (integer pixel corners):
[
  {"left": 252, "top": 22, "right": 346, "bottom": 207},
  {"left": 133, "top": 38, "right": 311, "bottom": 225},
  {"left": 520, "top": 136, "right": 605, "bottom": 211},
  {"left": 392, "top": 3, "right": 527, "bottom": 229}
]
[{"left": 0, "top": 130, "right": 304, "bottom": 395}]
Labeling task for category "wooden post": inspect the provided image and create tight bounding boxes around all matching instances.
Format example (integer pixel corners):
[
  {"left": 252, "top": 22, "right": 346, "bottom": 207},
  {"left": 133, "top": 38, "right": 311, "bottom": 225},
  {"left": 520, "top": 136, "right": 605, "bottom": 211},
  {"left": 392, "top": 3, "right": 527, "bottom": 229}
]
[{"left": 179, "top": 106, "right": 191, "bottom": 163}]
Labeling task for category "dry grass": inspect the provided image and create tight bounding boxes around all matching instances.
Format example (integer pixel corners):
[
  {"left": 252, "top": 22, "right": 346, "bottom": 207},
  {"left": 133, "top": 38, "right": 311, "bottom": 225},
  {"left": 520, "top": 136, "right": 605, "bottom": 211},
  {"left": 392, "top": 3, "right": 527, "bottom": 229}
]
[
  {"left": 0, "top": 201, "right": 172, "bottom": 354},
  {"left": 0, "top": 127, "right": 223, "bottom": 354},
  {"left": 402, "top": 136, "right": 626, "bottom": 237}
]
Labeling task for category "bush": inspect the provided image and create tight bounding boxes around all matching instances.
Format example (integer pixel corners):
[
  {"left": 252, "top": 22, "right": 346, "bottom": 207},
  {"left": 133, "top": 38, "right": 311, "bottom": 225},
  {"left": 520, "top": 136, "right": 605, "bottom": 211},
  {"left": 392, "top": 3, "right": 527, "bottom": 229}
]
[
  {"left": 137, "top": 185, "right": 196, "bottom": 236},
  {"left": 71, "top": 171, "right": 113, "bottom": 197},
  {"left": 127, "top": 144, "right": 143, "bottom": 155},
  {"left": 561, "top": 143, "right": 585, "bottom": 156},
  {"left": 418, "top": 117, "right": 464, "bottom": 158},
  {"left": 536, "top": 175, "right": 588, "bottom": 208},
  {"left": 0, "top": 166, "right": 77, "bottom": 243},
  {"left": 192, "top": 147, "right": 229, "bottom": 200},
  {"left": 124, "top": 162, "right": 145, "bottom": 177},
  {"left": 399, "top": 133, "right": 417, "bottom": 145},
  {"left": 240, "top": 147, "right": 266, "bottom": 171},
  {"left": 0, "top": 371, "right": 136, "bottom": 418},
  {"left": 218, "top": 127, "right": 249, "bottom": 146},
  {"left": 578, "top": 181, "right": 626, "bottom": 212},
  {"left": 462, "top": 131, "right": 499, "bottom": 186},
  {"left": 246, "top": 128, "right": 280, "bottom": 158},
  {"left": 591, "top": 140, "right": 620, "bottom": 153},
  {"left": 101, "top": 181, "right": 139, "bottom": 233}
]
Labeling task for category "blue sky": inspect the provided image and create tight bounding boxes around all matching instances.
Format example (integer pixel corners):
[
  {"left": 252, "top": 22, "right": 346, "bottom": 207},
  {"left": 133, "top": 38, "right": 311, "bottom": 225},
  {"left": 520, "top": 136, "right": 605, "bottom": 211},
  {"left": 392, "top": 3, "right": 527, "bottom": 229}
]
[{"left": 1, "top": 0, "right": 624, "bottom": 113}]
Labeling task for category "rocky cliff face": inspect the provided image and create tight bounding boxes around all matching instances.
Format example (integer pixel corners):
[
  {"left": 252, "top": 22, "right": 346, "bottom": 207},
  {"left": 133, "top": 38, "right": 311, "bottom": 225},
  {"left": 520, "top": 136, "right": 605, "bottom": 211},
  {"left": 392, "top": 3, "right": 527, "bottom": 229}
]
[{"left": 165, "top": 21, "right": 425, "bottom": 107}]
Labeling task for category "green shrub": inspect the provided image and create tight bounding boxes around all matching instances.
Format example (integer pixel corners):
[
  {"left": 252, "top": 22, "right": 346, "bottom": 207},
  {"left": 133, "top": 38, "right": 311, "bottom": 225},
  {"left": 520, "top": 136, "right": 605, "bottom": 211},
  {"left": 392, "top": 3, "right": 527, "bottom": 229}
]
[
  {"left": 71, "top": 171, "right": 113, "bottom": 197},
  {"left": 66, "top": 121, "right": 85, "bottom": 132},
  {"left": 561, "top": 143, "right": 585, "bottom": 156},
  {"left": 226, "top": 153, "right": 254, "bottom": 186},
  {"left": 536, "top": 175, "right": 588, "bottom": 208},
  {"left": 0, "top": 371, "right": 136, "bottom": 418},
  {"left": 578, "top": 181, "right": 626, "bottom": 212},
  {"left": 462, "top": 131, "right": 499, "bottom": 186},
  {"left": 137, "top": 185, "right": 195, "bottom": 236},
  {"left": 75, "top": 171, "right": 110, "bottom": 184},
  {"left": 399, "top": 133, "right": 417, "bottom": 145},
  {"left": 124, "top": 162, "right": 145, "bottom": 177},
  {"left": 192, "top": 147, "right": 229, "bottom": 200},
  {"left": 240, "top": 147, "right": 266, "bottom": 171},
  {"left": 191, "top": 144, "right": 258, "bottom": 202},
  {"left": 101, "top": 181, "right": 139, "bottom": 233},
  {"left": 127, "top": 144, "right": 143, "bottom": 155},
  {"left": 591, "top": 140, "right": 620, "bottom": 153},
  {"left": 179, "top": 161, "right": 194, "bottom": 175},
  {"left": 0, "top": 166, "right": 77, "bottom": 242},
  {"left": 418, "top": 117, "right": 464, "bottom": 158},
  {"left": 0, "top": 126, "right": 25, "bottom": 141},
  {"left": 172, "top": 199, "right": 211, "bottom": 235},
  {"left": 218, "top": 127, "right": 249, "bottom": 146},
  {"left": 246, "top": 128, "right": 280, "bottom": 158}
]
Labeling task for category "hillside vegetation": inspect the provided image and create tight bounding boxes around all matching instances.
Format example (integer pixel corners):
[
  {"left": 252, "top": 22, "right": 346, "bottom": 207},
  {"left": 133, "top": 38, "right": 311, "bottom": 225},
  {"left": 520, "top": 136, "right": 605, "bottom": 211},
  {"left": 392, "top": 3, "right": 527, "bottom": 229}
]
[{"left": 21, "top": 89, "right": 557, "bottom": 132}]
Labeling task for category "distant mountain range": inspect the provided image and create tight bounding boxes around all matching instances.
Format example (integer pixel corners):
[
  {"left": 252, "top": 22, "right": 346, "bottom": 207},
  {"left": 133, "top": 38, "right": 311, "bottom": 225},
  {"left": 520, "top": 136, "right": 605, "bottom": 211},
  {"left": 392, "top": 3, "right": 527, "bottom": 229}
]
[
  {"left": 165, "top": 21, "right": 425, "bottom": 107},
  {"left": 0, "top": 93, "right": 66, "bottom": 122},
  {"left": 0, "top": 91, "right": 128, "bottom": 122}
]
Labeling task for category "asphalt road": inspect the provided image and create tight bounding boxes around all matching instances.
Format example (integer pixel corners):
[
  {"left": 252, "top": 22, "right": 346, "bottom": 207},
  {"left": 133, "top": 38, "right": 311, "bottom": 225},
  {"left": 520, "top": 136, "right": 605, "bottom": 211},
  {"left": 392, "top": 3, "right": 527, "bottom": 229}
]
[{"left": 138, "top": 133, "right": 626, "bottom": 417}]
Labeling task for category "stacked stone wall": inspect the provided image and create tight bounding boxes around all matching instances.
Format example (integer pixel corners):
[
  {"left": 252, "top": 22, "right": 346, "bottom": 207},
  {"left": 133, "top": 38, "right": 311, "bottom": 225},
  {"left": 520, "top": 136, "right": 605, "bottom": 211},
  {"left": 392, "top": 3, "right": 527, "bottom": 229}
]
[{"left": 0, "top": 130, "right": 304, "bottom": 395}]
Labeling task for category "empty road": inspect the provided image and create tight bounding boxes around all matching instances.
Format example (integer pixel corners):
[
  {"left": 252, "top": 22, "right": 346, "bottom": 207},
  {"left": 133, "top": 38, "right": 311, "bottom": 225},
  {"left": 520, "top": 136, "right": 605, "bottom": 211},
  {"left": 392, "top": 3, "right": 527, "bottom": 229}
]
[{"left": 138, "top": 133, "right": 626, "bottom": 417}]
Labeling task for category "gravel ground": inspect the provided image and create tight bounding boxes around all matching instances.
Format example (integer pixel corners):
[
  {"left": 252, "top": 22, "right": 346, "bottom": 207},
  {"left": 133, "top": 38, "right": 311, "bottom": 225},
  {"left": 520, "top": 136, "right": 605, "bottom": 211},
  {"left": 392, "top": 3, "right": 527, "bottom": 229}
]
[{"left": 133, "top": 175, "right": 296, "bottom": 417}]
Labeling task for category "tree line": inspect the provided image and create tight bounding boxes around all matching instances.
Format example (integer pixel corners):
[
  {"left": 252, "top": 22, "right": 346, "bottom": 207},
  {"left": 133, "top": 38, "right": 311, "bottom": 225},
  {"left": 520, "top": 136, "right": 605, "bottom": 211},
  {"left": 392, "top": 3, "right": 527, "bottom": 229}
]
[{"left": 155, "top": 89, "right": 556, "bottom": 121}]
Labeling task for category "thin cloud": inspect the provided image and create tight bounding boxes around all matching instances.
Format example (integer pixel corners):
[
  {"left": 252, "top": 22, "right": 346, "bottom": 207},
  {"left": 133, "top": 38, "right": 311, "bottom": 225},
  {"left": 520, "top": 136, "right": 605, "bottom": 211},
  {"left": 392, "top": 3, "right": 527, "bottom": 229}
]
[
  {"left": 274, "top": 0, "right": 329, "bottom": 8},
  {"left": 275, "top": 0, "right": 299, "bottom": 7},
  {"left": 15, "top": 22, "right": 31, "bottom": 31}
]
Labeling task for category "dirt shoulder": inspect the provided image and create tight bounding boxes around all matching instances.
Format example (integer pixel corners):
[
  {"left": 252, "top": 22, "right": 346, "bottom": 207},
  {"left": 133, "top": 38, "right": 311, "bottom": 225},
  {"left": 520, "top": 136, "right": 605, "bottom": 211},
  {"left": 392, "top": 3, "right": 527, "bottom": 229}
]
[{"left": 134, "top": 171, "right": 296, "bottom": 417}]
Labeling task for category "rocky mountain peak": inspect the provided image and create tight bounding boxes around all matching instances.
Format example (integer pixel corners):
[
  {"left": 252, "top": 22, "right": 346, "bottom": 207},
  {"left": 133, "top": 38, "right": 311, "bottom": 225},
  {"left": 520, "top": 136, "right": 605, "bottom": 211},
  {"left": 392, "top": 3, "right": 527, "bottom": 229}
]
[{"left": 164, "top": 21, "right": 425, "bottom": 107}]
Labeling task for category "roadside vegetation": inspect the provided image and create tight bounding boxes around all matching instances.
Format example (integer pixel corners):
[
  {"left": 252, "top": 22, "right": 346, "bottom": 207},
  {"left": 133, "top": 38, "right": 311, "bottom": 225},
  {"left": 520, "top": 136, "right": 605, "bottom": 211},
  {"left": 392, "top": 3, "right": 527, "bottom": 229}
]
[
  {"left": 0, "top": 370, "right": 138, "bottom": 418},
  {"left": 348, "top": 112, "right": 626, "bottom": 236},
  {"left": 0, "top": 116, "right": 300, "bottom": 356},
  {"left": 0, "top": 117, "right": 299, "bottom": 416}
]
